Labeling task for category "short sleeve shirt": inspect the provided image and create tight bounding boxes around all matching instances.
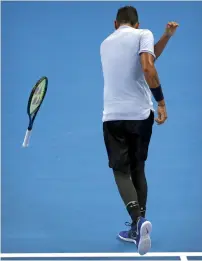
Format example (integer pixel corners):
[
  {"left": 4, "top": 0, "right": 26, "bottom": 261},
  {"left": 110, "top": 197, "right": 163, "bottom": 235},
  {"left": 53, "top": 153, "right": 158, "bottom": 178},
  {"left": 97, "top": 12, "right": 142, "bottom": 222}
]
[{"left": 100, "top": 26, "right": 155, "bottom": 122}]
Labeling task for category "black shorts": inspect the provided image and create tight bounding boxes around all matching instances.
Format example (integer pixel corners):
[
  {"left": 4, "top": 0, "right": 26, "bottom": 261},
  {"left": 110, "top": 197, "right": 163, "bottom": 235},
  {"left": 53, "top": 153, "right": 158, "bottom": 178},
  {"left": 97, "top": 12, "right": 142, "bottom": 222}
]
[{"left": 103, "top": 110, "right": 154, "bottom": 173}]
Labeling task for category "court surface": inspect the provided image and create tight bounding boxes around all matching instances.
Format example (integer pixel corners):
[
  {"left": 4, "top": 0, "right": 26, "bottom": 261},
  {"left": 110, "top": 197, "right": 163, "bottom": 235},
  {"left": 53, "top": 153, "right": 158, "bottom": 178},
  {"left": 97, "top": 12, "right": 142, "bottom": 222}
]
[{"left": 1, "top": 1, "right": 202, "bottom": 260}]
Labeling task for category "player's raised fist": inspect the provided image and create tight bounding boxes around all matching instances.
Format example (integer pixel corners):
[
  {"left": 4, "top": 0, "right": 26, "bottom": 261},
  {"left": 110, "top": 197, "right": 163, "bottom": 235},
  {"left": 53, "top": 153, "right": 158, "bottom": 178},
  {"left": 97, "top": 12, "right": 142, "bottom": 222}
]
[{"left": 165, "top": 21, "right": 179, "bottom": 36}]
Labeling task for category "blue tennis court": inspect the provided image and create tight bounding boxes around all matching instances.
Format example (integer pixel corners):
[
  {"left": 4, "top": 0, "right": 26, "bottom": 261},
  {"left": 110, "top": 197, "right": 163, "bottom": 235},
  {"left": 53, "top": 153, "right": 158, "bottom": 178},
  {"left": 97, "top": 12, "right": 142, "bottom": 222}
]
[{"left": 1, "top": 1, "right": 202, "bottom": 260}]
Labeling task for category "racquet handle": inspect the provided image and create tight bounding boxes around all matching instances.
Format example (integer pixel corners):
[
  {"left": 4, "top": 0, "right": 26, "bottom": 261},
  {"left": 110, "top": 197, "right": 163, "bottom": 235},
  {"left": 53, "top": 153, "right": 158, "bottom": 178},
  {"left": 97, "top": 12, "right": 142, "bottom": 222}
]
[{"left": 22, "top": 129, "right": 32, "bottom": 147}]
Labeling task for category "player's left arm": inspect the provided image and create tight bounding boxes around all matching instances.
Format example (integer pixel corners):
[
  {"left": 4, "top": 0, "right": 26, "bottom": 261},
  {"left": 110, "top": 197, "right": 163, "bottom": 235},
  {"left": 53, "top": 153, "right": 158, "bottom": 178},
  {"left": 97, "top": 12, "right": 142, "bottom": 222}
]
[{"left": 154, "top": 22, "right": 179, "bottom": 59}]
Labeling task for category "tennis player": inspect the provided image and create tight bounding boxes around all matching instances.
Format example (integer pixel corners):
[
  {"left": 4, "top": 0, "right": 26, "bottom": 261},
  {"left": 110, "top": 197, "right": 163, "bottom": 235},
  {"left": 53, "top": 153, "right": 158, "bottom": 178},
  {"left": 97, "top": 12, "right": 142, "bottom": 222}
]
[{"left": 100, "top": 6, "right": 178, "bottom": 255}]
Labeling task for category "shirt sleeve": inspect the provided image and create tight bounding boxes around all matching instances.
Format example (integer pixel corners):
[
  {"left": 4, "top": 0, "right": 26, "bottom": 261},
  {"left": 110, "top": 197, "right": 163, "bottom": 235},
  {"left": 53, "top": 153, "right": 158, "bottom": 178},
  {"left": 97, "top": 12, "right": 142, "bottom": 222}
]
[{"left": 139, "top": 30, "right": 156, "bottom": 59}]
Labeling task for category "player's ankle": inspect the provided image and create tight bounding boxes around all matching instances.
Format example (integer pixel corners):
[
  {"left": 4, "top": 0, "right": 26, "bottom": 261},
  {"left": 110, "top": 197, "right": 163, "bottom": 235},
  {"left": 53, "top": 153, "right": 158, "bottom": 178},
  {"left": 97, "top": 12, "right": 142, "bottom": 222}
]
[{"left": 140, "top": 207, "right": 146, "bottom": 218}]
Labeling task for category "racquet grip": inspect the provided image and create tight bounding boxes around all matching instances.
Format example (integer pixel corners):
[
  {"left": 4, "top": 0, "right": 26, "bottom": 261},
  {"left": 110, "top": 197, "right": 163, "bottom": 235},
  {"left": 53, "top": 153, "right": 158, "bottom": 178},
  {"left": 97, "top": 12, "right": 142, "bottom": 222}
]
[{"left": 22, "top": 129, "right": 32, "bottom": 147}]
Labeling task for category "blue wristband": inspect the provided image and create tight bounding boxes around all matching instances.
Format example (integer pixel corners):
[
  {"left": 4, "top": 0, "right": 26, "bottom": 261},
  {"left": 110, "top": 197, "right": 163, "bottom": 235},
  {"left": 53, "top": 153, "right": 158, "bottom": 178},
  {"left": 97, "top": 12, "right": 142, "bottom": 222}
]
[{"left": 150, "top": 85, "right": 164, "bottom": 102}]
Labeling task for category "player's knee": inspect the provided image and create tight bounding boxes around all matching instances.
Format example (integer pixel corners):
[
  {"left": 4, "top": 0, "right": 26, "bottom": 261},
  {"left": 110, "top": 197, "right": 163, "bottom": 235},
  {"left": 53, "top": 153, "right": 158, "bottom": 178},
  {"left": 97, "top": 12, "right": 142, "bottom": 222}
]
[
  {"left": 113, "top": 169, "right": 131, "bottom": 179},
  {"left": 131, "top": 160, "right": 145, "bottom": 174}
]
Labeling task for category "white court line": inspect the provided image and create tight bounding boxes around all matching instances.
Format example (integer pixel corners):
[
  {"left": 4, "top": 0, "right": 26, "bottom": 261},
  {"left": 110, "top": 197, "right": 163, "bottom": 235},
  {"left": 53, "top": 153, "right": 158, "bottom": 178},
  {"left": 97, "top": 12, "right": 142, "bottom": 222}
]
[{"left": 1, "top": 252, "right": 202, "bottom": 258}]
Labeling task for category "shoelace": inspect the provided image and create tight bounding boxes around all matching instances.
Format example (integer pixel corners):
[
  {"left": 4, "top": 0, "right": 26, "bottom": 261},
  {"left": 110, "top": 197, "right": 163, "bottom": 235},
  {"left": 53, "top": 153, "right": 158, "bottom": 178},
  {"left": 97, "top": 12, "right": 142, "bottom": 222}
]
[
  {"left": 124, "top": 221, "right": 137, "bottom": 239},
  {"left": 125, "top": 222, "right": 132, "bottom": 227}
]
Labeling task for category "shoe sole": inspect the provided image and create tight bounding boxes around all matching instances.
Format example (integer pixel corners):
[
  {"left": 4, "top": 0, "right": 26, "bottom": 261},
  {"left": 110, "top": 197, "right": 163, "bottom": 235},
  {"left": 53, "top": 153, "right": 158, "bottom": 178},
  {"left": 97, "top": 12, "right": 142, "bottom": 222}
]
[
  {"left": 138, "top": 221, "right": 152, "bottom": 256},
  {"left": 118, "top": 234, "right": 136, "bottom": 243},
  {"left": 118, "top": 221, "right": 152, "bottom": 254}
]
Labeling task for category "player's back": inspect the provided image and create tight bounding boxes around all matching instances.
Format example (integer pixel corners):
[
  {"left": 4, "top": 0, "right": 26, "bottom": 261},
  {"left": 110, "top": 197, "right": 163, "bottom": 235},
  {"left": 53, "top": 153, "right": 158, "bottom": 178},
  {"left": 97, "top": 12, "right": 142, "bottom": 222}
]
[{"left": 100, "top": 26, "right": 153, "bottom": 121}]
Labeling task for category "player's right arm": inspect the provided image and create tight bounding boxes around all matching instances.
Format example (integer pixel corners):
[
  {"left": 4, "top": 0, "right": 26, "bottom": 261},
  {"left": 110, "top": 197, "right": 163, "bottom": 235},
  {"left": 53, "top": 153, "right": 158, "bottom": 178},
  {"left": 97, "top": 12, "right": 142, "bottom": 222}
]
[{"left": 139, "top": 30, "right": 167, "bottom": 125}]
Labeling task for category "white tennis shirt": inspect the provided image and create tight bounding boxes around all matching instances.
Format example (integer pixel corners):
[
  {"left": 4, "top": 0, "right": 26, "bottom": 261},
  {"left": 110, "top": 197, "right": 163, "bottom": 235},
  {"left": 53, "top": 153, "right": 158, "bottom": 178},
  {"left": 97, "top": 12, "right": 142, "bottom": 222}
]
[{"left": 100, "top": 25, "right": 156, "bottom": 122}]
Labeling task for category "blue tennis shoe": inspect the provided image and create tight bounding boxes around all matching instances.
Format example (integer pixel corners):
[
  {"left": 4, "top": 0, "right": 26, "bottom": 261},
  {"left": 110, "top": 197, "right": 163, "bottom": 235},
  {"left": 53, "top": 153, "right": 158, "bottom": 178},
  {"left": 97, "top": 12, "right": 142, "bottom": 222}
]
[{"left": 118, "top": 217, "right": 152, "bottom": 255}]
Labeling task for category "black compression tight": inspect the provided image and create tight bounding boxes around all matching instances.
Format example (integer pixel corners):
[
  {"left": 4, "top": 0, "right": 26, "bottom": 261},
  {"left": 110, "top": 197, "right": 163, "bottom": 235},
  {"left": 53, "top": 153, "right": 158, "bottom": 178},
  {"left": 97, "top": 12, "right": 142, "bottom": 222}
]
[
  {"left": 113, "top": 170, "right": 141, "bottom": 223},
  {"left": 131, "top": 161, "right": 147, "bottom": 217},
  {"left": 113, "top": 161, "right": 147, "bottom": 221}
]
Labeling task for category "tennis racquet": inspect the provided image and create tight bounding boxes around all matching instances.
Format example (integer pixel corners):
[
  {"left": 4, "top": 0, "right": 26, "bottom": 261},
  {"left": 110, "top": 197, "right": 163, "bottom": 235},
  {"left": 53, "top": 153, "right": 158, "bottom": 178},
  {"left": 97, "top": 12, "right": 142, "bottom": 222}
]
[{"left": 22, "top": 76, "right": 48, "bottom": 147}]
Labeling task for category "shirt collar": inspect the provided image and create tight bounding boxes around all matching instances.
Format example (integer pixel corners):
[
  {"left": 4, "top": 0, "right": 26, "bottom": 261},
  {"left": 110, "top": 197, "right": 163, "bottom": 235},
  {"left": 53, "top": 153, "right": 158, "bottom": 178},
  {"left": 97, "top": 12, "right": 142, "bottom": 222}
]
[{"left": 119, "top": 25, "right": 133, "bottom": 30}]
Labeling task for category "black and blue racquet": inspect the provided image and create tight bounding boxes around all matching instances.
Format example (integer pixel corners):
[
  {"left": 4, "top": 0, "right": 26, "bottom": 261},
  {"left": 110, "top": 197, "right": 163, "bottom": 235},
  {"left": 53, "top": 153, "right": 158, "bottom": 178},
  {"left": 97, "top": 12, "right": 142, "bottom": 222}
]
[{"left": 22, "top": 76, "right": 48, "bottom": 147}]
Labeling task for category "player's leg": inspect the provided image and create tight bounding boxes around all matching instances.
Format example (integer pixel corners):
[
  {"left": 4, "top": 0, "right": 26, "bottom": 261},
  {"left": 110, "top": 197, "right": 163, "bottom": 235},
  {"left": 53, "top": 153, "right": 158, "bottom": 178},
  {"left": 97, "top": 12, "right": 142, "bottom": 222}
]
[
  {"left": 120, "top": 112, "right": 154, "bottom": 254},
  {"left": 128, "top": 110, "right": 154, "bottom": 218},
  {"left": 103, "top": 121, "right": 141, "bottom": 225},
  {"left": 103, "top": 120, "right": 152, "bottom": 255}
]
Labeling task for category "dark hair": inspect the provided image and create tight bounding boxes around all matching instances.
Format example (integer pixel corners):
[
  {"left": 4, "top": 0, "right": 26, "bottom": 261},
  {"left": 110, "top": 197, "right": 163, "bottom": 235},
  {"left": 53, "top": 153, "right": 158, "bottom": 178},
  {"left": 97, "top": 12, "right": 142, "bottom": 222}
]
[{"left": 116, "top": 6, "right": 139, "bottom": 26}]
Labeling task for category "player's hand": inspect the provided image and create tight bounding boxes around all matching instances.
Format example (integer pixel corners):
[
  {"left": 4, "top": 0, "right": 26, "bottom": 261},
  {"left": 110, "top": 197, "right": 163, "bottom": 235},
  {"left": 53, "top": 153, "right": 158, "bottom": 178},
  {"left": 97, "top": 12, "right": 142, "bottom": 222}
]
[
  {"left": 155, "top": 105, "right": 168, "bottom": 125},
  {"left": 165, "top": 21, "right": 179, "bottom": 37}
]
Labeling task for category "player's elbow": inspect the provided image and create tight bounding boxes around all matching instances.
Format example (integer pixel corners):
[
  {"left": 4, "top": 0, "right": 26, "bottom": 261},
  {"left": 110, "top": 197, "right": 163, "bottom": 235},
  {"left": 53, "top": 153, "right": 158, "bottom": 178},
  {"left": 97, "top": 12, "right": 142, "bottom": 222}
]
[
  {"left": 142, "top": 65, "right": 150, "bottom": 73},
  {"left": 142, "top": 64, "right": 156, "bottom": 77}
]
